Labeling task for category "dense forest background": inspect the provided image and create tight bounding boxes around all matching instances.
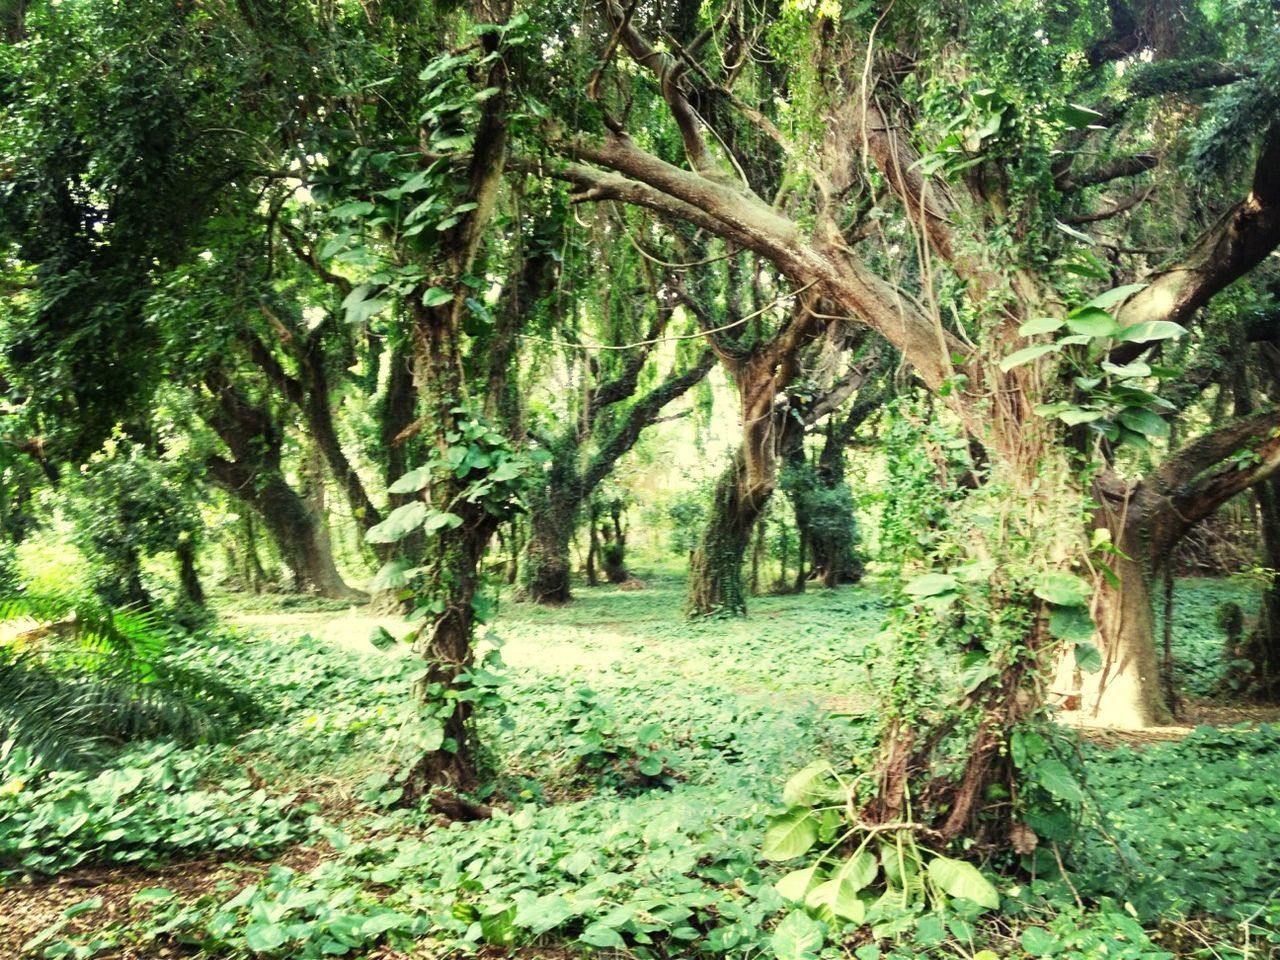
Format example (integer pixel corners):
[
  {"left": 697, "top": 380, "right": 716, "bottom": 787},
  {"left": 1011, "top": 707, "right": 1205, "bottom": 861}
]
[{"left": 2, "top": 0, "right": 1280, "bottom": 957}]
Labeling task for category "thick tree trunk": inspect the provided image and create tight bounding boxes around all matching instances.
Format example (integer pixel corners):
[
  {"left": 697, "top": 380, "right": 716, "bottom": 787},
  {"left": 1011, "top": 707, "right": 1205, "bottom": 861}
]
[
  {"left": 1083, "top": 538, "right": 1171, "bottom": 727},
  {"left": 687, "top": 450, "right": 771, "bottom": 616},
  {"left": 254, "top": 468, "right": 363, "bottom": 599},
  {"left": 522, "top": 502, "right": 575, "bottom": 603}
]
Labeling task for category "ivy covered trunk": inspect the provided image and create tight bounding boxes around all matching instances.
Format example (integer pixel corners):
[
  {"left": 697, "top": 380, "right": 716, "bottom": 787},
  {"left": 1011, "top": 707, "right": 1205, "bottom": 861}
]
[
  {"left": 401, "top": 298, "right": 502, "bottom": 797},
  {"left": 520, "top": 452, "right": 581, "bottom": 604},
  {"left": 686, "top": 448, "right": 771, "bottom": 617},
  {"left": 1075, "top": 504, "right": 1169, "bottom": 728}
]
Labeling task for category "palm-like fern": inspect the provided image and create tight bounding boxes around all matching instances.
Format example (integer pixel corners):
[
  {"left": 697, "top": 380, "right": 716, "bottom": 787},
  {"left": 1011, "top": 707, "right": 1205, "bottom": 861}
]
[{"left": 0, "top": 591, "right": 260, "bottom": 769}]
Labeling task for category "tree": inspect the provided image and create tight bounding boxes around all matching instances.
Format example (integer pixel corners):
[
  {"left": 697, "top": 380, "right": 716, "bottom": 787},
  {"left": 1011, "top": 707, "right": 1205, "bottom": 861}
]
[{"left": 521, "top": 0, "right": 1280, "bottom": 839}]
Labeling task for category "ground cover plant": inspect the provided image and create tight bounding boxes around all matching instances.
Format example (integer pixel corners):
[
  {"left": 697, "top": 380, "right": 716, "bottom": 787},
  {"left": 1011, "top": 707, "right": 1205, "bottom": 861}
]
[
  {"left": 1, "top": 583, "right": 1277, "bottom": 959},
  {"left": 3, "top": 0, "right": 1280, "bottom": 956}
]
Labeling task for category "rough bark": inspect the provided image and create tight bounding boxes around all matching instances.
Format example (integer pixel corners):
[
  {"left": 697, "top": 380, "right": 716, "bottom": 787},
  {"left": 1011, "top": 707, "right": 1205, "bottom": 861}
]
[{"left": 201, "top": 372, "right": 362, "bottom": 600}]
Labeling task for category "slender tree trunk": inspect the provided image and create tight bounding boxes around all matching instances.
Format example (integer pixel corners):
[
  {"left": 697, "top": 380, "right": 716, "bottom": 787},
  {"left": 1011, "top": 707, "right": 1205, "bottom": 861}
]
[
  {"left": 586, "top": 501, "right": 600, "bottom": 586},
  {"left": 1251, "top": 475, "right": 1280, "bottom": 693},
  {"left": 176, "top": 537, "right": 205, "bottom": 607}
]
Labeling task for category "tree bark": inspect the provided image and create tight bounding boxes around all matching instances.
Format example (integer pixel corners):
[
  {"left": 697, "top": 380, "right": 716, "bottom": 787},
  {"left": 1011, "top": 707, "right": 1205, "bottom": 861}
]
[
  {"left": 687, "top": 448, "right": 770, "bottom": 616},
  {"left": 202, "top": 372, "right": 363, "bottom": 600},
  {"left": 175, "top": 537, "right": 205, "bottom": 608}
]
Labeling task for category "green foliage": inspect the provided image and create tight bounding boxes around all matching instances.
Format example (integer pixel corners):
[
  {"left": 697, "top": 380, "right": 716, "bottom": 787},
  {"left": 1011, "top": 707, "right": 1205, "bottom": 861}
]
[
  {"left": 62, "top": 440, "right": 203, "bottom": 607},
  {"left": 1077, "top": 725, "right": 1280, "bottom": 921},
  {"left": 557, "top": 685, "right": 677, "bottom": 791},
  {"left": 0, "top": 591, "right": 258, "bottom": 769},
  {"left": 0, "top": 741, "right": 306, "bottom": 878}
]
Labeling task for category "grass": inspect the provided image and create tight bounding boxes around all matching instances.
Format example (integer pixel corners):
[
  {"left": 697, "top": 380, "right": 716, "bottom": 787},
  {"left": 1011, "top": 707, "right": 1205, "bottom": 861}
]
[{"left": 1, "top": 574, "right": 1277, "bottom": 959}]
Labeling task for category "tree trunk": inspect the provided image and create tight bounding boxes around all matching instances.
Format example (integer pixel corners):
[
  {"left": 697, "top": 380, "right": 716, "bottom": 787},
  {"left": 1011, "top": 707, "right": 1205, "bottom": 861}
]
[
  {"left": 686, "top": 449, "right": 770, "bottom": 616},
  {"left": 586, "top": 501, "right": 600, "bottom": 586},
  {"left": 255, "top": 468, "right": 364, "bottom": 600},
  {"left": 1082, "top": 537, "right": 1171, "bottom": 727},
  {"left": 176, "top": 537, "right": 205, "bottom": 607},
  {"left": 522, "top": 500, "right": 575, "bottom": 603},
  {"left": 1250, "top": 475, "right": 1280, "bottom": 693}
]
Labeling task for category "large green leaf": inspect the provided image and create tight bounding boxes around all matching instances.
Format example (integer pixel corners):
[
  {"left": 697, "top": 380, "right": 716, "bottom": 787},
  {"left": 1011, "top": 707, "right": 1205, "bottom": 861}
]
[
  {"left": 1033, "top": 572, "right": 1091, "bottom": 606},
  {"left": 775, "top": 865, "right": 820, "bottom": 901},
  {"left": 341, "top": 284, "right": 390, "bottom": 324},
  {"left": 1074, "top": 641, "right": 1103, "bottom": 673},
  {"left": 1033, "top": 758, "right": 1085, "bottom": 803},
  {"left": 1084, "top": 283, "right": 1147, "bottom": 311},
  {"left": 999, "top": 343, "right": 1060, "bottom": 372},
  {"left": 1117, "top": 320, "right": 1186, "bottom": 343},
  {"left": 1018, "top": 317, "right": 1064, "bottom": 337},
  {"left": 762, "top": 809, "right": 819, "bottom": 861},
  {"left": 1065, "top": 307, "right": 1117, "bottom": 338},
  {"left": 783, "top": 760, "right": 840, "bottom": 806},
  {"left": 1049, "top": 605, "right": 1094, "bottom": 643},
  {"left": 365, "top": 502, "right": 428, "bottom": 544},
  {"left": 387, "top": 467, "right": 432, "bottom": 494},
  {"left": 903, "top": 573, "right": 958, "bottom": 597},
  {"left": 770, "top": 910, "right": 825, "bottom": 960},
  {"left": 1118, "top": 407, "right": 1170, "bottom": 439},
  {"left": 806, "top": 876, "right": 867, "bottom": 923},
  {"left": 926, "top": 856, "right": 999, "bottom": 909}
]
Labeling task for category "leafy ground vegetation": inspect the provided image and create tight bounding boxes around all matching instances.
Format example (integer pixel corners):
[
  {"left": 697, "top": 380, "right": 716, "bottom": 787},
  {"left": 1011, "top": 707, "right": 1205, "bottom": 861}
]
[{"left": 2, "top": 578, "right": 1277, "bottom": 960}]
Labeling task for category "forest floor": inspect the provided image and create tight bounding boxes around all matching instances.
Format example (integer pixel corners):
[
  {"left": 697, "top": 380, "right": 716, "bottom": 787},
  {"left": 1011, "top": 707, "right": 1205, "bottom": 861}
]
[{"left": 3, "top": 575, "right": 1279, "bottom": 959}]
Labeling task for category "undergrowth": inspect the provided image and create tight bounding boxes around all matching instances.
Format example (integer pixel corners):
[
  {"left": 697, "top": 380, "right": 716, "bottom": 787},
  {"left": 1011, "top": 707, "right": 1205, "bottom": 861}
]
[{"left": 2, "top": 578, "right": 1276, "bottom": 959}]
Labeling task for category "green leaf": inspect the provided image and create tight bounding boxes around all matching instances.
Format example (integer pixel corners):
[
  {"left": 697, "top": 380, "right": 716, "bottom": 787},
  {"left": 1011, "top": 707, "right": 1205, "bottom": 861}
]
[
  {"left": 762, "top": 809, "right": 820, "bottom": 861},
  {"left": 1101, "top": 359, "right": 1152, "bottom": 378},
  {"left": 1018, "top": 317, "right": 1064, "bottom": 337},
  {"left": 330, "top": 201, "right": 375, "bottom": 220},
  {"left": 1117, "top": 320, "right": 1186, "bottom": 343},
  {"left": 387, "top": 467, "right": 432, "bottom": 494},
  {"left": 1033, "top": 758, "right": 1085, "bottom": 803},
  {"left": 837, "top": 849, "right": 878, "bottom": 893},
  {"left": 770, "top": 910, "right": 825, "bottom": 960},
  {"left": 1074, "top": 641, "right": 1103, "bottom": 673},
  {"left": 245, "top": 923, "right": 289, "bottom": 951},
  {"left": 1021, "top": 925, "right": 1061, "bottom": 957},
  {"left": 776, "top": 865, "right": 821, "bottom": 901},
  {"left": 1055, "top": 220, "right": 1095, "bottom": 244},
  {"left": 422, "top": 286, "right": 453, "bottom": 307},
  {"left": 1118, "top": 407, "right": 1170, "bottom": 438},
  {"left": 806, "top": 876, "right": 867, "bottom": 923},
  {"left": 341, "top": 285, "right": 390, "bottom": 324},
  {"left": 926, "top": 856, "right": 1000, "bottom": 909},
  {"left": 422, "top": 511, "right": 463, "bottom": 532},
  {"left": 1065, "top": 307, "right": 1117, "bottom": 338},
  {"left": 369, "top": 558, "right": 416, "bottom": 591},
  {"left": 1049, "top": 605, "right": 1094, "bottom": 643},
  {"left": 1033, "top": 572, "right": 1091, "bottom": 606},
  {"left": 1057, "top": 408, "right": 1103, "bottom": 426},
  {"left": 999, "top": 343, "right": 1061, "bottom": 372},
  {"left": 903, "top": 573, "right": 958, "bottom": 597},
  {"left": 783, "top": 760, "right": 840, "bottom": 806},
  {"left": 365, "top": 502, "right": 428, "bottom": 544},
  {"left": 579, "top": 923, "right": 625, "bottom": 948},
  {"left": 1084, "top": 283, "right": 1147, "bottom": 311},
  {"left": 1058, "top": 102, "right": 1107, "bottom": 129}
]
